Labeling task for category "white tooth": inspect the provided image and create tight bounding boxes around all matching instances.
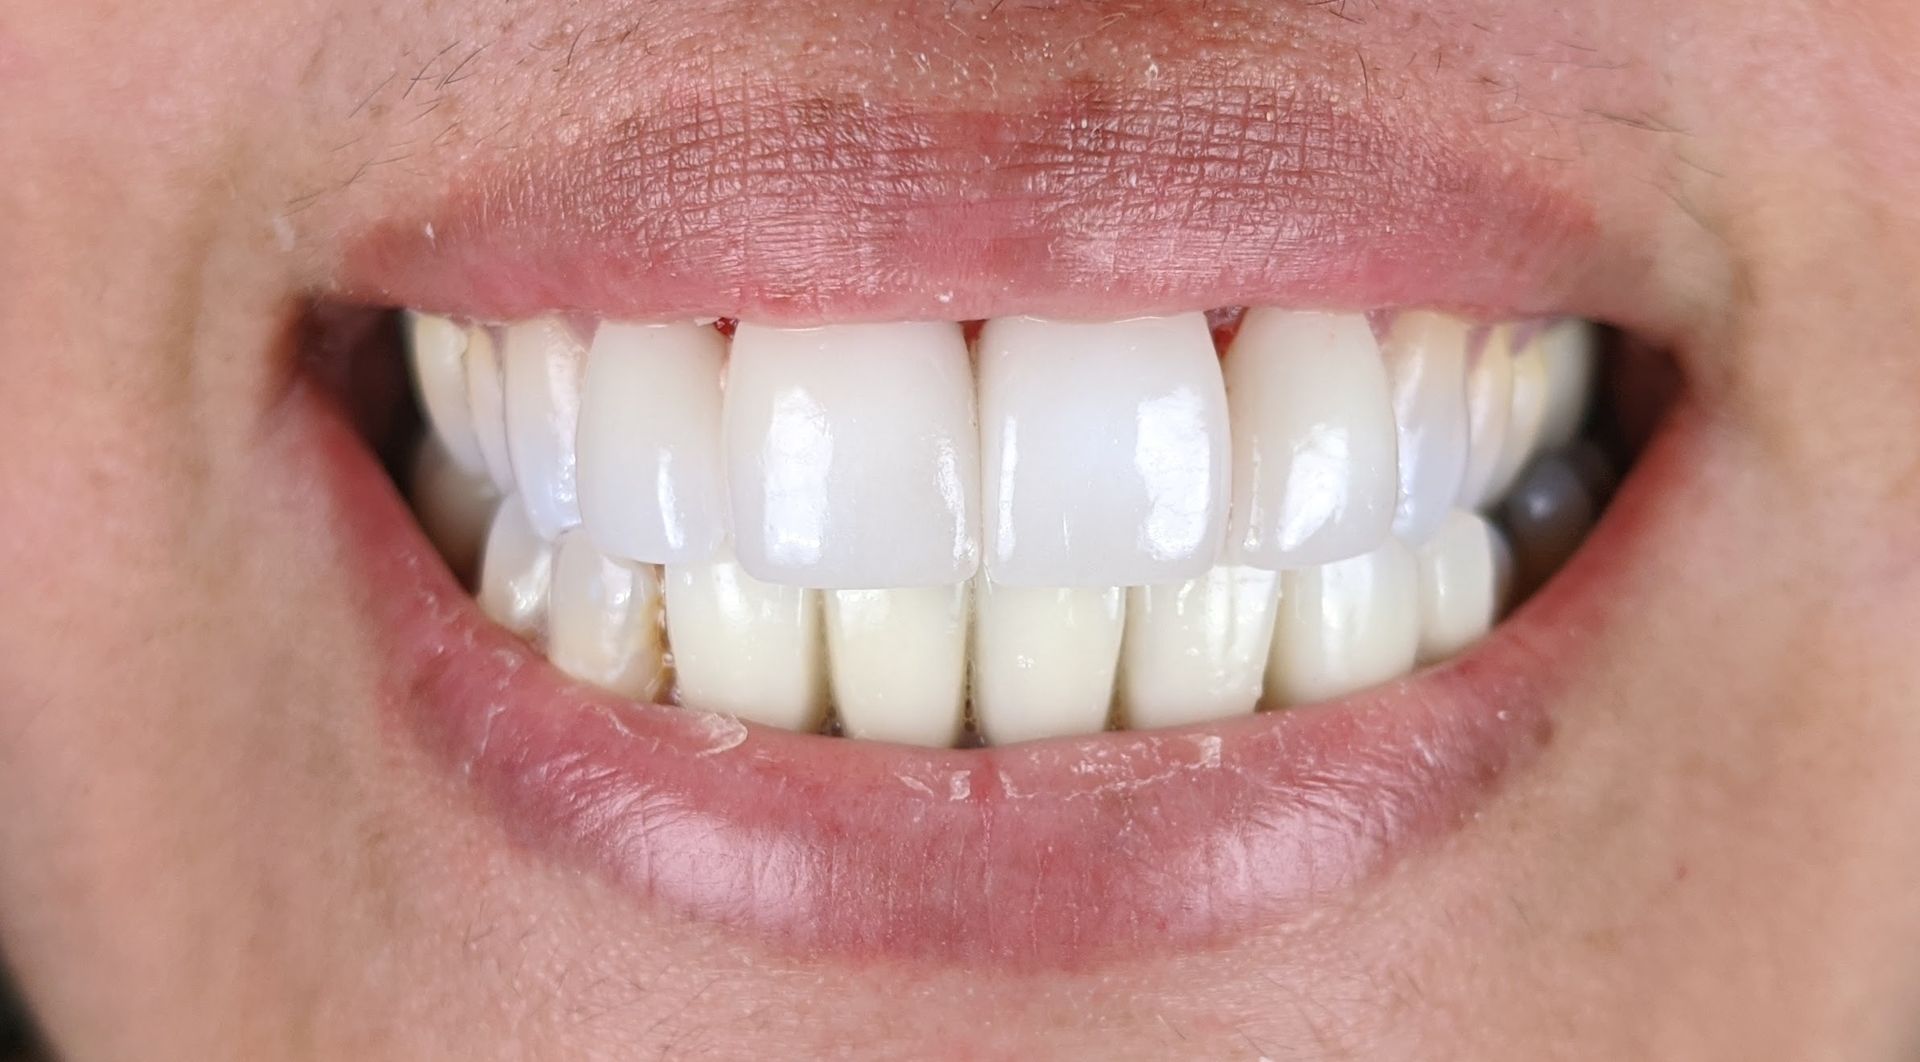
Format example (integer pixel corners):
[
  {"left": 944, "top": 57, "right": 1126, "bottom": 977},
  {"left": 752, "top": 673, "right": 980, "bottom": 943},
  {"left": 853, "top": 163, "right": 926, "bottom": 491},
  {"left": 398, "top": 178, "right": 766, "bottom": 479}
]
[
  {"left": 477, "top": 497, "right": 555, "bottom": 640},
  {"left": 972, "top": 579, "right": 1124, "bottom": 744},
  {"left": 1459, "top": 325, "right": 1517, "bottom": 509},
  {"left": 978, "top": 314, "right": 1229, "bottom": 587},
  {"left": 464, "top": 326, "right": 516, "bottom": 494},
  {"left": 406, "top": 311, "right": 485, "bottom": 474},
  {"left": 1499, "top": 453, "right": 1596, "bottom": 598},
  {"left": 662, "top": 553, "right": 826, "bottom": 731},
  {"left": 825, "top": 584, "right": 969, "bottom": 747},
  {"left": 410, "top": 436, "right": 501, "bottom": 586},
  {"left": 1120, "top": 567, "right": 1280, "bottom": 729},
  {"left": 547, "top": 532, "right": 667, "bottom": 700},
  {"left": 1415, "top": 511, "right": 1504, "bottom": 666},
  {"left": 1265, "top": 540, "right": 1421, "bottom": 707},
  {"left": 1482, "top": 335, "right": 1552, "bottom": 503},
  {"left": 1536, "top": 319, "right": 1598, "bottom": 450},
  {"left": 576, "top": 322, "right": 729, "bottom": 566},
  {"left": 1223, "top": 310, "right": 1398, "bottom": 569},
  {"left": 502, "top": 317, "right": 588, "bottom": 539},
  {"left": 1381, "top": 312, "right": 1472, "bottom": 544},
  {"left": 725, "top": 322, "right": 979, "bottom": 588}
]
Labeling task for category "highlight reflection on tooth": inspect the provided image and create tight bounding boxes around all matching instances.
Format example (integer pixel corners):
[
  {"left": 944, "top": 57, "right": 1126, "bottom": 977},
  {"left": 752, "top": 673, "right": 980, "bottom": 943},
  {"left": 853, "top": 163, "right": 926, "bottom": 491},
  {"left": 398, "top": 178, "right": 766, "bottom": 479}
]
[
  {"left": 502, "top": 317, "right": 588, "bottom": 539},
  {"left": 825, "top": 584, "right": 969, "bottom": 747},
  {"left": 973, "top": 579, "right": 1124, "bottom": 745},
  {"left": 1121, "top": 567, "right": 1280, "bottom": 729},
  {"left": 1266, "top": 540, "right": 1421, "bottom": 707},
  {"left": 477, "top": 497, "right": 556, "bottom": 640},
  {"left": 726, "top": 322, "right": 980, "bottom": 589},
  {"left": 1459, "top": 325, "right": 1517, "bottom": 509},
  {"left": 1536, "top": 319, "right": 1599, "bottom": 451},
  {"left": 576, "top": 322, "right": 728, "bottom": 566},
  {"left": 406, "top": 311, "right": 485, "bottom": 474},
  {"left": 464, "top": 326, "right": 516, "bottom": 494},
  {"left": 978, "top": 314, "right": 1229, "bottom": 587},
  {"left": 1415, "top": 511, "right": 1505, "bottom": 666},
  {"left": 663, "top": 553, "right": 826, "bottom": 731},
  {"left": 1381, "top": 312, "right": 1472, "bottom": 545},
  {"left": 1223, "top": 310, "right": 1398, "bottom": 569},
  {"left": 411, "top": 436, "right": 501, "bottom": 587},
  {"left": 548, "top": 532, "right": 667, "bottom": 700},
  {"left": 1500, "top": 453, "right": 1597, "bottom": 599}
]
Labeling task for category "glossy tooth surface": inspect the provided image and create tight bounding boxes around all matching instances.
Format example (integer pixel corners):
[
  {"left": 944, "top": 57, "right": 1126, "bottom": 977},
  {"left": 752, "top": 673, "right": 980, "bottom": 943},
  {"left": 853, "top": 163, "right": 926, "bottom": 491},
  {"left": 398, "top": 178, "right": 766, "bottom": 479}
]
[
  {"left": 1500, "top": 453, "right": 1597, "bottom": 598},
  {"left": 1265, "top": 540, "right": 1421, "bottom": 707},
  {"left": 464, "top": 326, "right": 516, "bottom": 493},
  {"left": 1381, "top": 312, "right": 1472, "bottom": 544},
  {"left": 973, "top": 580, "right": 1124, "bottom": 745},
  {"left": 502, "top": 317, "right": 588, "bottom": 539},
  {"left": 1459, "top": 325, "right": 1516, "bottom": 508},
  {"left": 663, "top": 554, "right": 826, "bottom": 731},
  {"left": 979, "top": 314, "right": 1228, "bottom": 587},
  {"left": 1536, "top": 319, "right": 1599, "bottom": 450},
  {"left": 1223, "top": 310, "right": 1398, "bottom": 568},
  {"left": 825, "top": 585, "right": 969, "bottom": 747},
  {"left": 477, "top": 497, "right": 555, "bottom": 640},
  {"left": 1483, "top": 334, "right": 1552, "bottom": 502},
  {"left": 726, "top": 322, "right": 979, "bottom": 588},
  {"left": 411, "top": 437, "right": 501, "bottom": 586},
  {"left": 576, "top": 322, "right": 729, "bottom": 566},
  {"left": 1415, "top": 511, "right": 1504, "bottom": 666},
  {"left": 406, "top": 311, "right": 484, "bottom": 473},
  {"left": 547, "top": 532, "right": 667, "bottom": 700},
  {"left": 1121, "top": 567, "right": 1281, "bottom": 729}
]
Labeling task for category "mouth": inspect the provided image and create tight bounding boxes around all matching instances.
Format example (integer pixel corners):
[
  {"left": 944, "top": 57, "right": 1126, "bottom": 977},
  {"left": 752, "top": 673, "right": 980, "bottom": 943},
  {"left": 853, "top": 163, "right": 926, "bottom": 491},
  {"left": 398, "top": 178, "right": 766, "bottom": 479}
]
[{"left": 284, "top": 28, "right": 1696, "bottom": 968}]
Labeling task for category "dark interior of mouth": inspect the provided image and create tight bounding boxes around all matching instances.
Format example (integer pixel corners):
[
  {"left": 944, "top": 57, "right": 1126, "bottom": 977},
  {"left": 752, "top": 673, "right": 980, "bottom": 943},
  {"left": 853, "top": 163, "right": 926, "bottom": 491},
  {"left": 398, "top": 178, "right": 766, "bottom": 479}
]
[{"left": 302, "top": 301, "right": 1679, "bottom": 749}]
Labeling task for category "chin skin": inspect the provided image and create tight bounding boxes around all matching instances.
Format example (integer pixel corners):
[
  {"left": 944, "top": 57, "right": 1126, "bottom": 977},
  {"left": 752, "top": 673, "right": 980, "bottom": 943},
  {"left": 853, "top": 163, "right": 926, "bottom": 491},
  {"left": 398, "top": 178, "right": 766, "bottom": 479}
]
[{"left": 4, "top": 0, "right": 1920, "bottom": 1059}]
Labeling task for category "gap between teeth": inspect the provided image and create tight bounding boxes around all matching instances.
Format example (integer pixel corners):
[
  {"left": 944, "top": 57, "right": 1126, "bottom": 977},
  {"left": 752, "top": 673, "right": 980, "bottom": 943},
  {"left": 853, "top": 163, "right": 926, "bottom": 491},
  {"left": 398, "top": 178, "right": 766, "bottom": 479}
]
[{"left": 404, "top": 308, "right": 1606, "bottom": 747}]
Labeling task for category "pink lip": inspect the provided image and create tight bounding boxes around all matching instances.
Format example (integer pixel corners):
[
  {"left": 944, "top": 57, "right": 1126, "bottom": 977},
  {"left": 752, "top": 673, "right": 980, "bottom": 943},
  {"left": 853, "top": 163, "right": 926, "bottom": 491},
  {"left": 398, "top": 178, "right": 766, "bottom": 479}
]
[{"left": 299, "top": 380, "right": 1674, "bottom": 968}]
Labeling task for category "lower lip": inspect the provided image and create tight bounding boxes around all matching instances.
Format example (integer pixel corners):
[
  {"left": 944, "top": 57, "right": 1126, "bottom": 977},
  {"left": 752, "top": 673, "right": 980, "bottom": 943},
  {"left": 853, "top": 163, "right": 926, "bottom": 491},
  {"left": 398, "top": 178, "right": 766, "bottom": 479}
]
[{"left": 297, "top": 380, "right": 1665, "bottom": 970}]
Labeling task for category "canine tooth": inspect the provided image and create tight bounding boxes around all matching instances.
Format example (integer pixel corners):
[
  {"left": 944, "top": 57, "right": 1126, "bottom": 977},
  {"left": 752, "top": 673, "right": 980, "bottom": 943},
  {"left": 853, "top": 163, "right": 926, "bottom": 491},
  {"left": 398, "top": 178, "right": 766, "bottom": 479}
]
[
  {"left": 825, "top": 585, "right": 969, "bottom": 747},
  {"left": 1415, "top": 511, "right": 1504, "bottom": 666},
  {"left": 464, "top": 326, "right": 516, "bottom": 493},
  {"left": 1121, "top": 567, "right": 1281, "bottom": 729},
  {"left": 972, "top": 579, "right": 1124, "bottom": 744},
  {"left": 547, "top": 532, "right": 666, "bottom": 700},
  {"left": 662, "top": 554, "right": 826, "bottom": 731},
  {"left": 406, "top": 311, "right": 485, "bottom": 473},
  {"left": 576, "top": 322, "right": 729, "bottom": 565},
  {"left": 1459, "top": 325, "right": 1517, "bottom": 508},
  {"left": 726, "top": 322, "right": 979, "bottom": 588},
  {"left": 477, "top": 497, "right": 555, "bottom": 640},
  {"left": 1381, "top": 312, "right": 1472, "bottom": 544},
  {"left": 1483, "top": 335, "right": 1552, "bottom": 502},
  {"left": 978, "top": 314, "right": 1228, "bottom": 587},
  {"left": 1499, "top": 454, "right": 1597, "bottom": 598},
  {"left": 411, "top": 436, "right": 501, "bottom": 586},
  {"left": 502, "top": 317, "right": 588, "bottom": 539},
  {"left": 1266, "top": 541, "right": 1421, "bottom": 706},
  {"left": 1223, "top": 310, "right": 1398, "bottom": 568},
  {"left": 1536, "top": 319, "right": 1598, "bottom": 450}
]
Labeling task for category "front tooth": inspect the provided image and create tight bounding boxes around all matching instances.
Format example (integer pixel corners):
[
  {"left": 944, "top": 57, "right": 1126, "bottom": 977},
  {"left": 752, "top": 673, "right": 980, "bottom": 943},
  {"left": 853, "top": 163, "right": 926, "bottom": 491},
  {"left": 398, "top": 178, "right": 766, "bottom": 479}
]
[
  {"left": 464, "top": 325, "right": 516, "bottom": 494},
  {"left": 1265, "top": 540, "right": 1421, "bottom": 707},
  {"left": 825, "top": 585, "right": 969, "bottom": 747},
  {"left": 972, "top": 579, "right": 1124, "bottom": 744},
  {"left": 725, "top": 322, "right": 980, "bottom": 588},
  {"left": 978, "top": 314, "right": 1229, "bottom": 587},
  {"left": 1415, "top": 511, "right": 1505, "bottom": 666},
  {"left": 1120, "top": 567, "right": 1281, "bottom": 729},
  {"left": 1535, "top": 319, "right": 1599, "bottom": 450},
  {"left": 406, "top": 311, "right": 485, "bottom": 474},
  {"left": 1381, "top": 312, "right": 1472, "bottom": 544},
  {"left": 410, "top": 436, "right": 501, "bottom": 586},
  {"left": 662, "top": 553, "right": 826, "bottom": 731},
  {"left": 576, "top": 322, "right": 729, "bottom": 565},
  {"left": 1223, "top": 310, "right": 1398, "bottom": 568},
  {"left": 1458, "top": 325, "right": 1516, "bottom": 509},
  {"left": 547, "top": 532, "right": 667, "bottom": 700},
  {"left": 1482, "top": 334, "right": 1552, "bottom": 503},
  {"left": 477, "top": 497, "right": 556, "bottom": 640},
  {"left": 502, "top": 317, "right": 588, "bottom": 539},
  {"left": 1499, "top": 453, "right": 1597, "bottom": 598}
]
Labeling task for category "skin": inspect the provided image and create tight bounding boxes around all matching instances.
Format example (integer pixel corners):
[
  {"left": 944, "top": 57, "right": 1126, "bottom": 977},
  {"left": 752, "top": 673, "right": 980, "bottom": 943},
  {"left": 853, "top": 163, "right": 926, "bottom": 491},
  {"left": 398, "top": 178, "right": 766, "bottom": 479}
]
[{"left": 3, "top": 0, "right": 1920, "bottom": 1058}]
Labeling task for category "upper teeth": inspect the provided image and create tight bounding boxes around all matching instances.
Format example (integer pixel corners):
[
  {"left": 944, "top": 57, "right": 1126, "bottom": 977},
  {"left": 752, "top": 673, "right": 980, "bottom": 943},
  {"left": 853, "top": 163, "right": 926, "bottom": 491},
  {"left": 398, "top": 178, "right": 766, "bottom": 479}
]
[{"left": 405, "top": 307, "right": 1604, "bottom": 745}]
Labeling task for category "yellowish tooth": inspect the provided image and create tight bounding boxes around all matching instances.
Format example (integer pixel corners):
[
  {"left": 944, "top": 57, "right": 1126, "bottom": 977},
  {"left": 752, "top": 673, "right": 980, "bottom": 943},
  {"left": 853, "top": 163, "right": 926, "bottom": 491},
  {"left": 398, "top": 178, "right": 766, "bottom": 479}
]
[
  {"left": 825, "top": 584, "right": 970, "bottom": 748},
  {"left": 662, "top": 554, "right": 827, "bottom": 732},
  {"left": 1536, "top": 319, "right": 1599, "bottom": 450},
  {"left": 406, "top": 311, "right": 485, "bottom": 474},
  {"left": 1414, "top": 511, "right": 1505, "bottom": 666},
  {"left": 1482, "top": 337, "right": 1551, "bottom": 504},
  {"left": 972, "top": 579, "right": 1124, "bottom": 745},
  {"left": 477, "top": 497, "right": 555, "bottom": 641},
  {"left": 411, "top": 436, "right": 501, "bottom": 587},
  {"left": 1120, "top": 567, "right": 1280, "bottom": 729},
  {"left": 1460, "top": 325, "right": 1516, "bottom": 509},
  {"left": 547, "top": 532, "right": 667, "bottom": 700},
  {"left": 464, "top": 325, "right": 517, "bottom": 494},
  {"left": 1266, "top": 541, "right": 1421, "bottom": 707}
]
